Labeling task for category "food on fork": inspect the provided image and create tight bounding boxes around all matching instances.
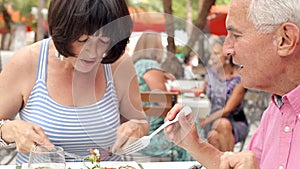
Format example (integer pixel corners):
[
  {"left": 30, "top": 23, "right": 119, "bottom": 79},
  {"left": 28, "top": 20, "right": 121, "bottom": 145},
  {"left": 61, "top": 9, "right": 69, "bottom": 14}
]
[
  {"left": 84, "top": 149, "right": 101, "bottom": 163},
  {"left": 66, "top": 149, "right": 136, "bottom": 169}
]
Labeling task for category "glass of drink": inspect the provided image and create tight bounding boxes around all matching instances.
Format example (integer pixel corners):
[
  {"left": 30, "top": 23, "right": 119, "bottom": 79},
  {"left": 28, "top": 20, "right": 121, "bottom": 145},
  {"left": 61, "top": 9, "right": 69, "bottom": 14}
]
[{"left": 28, "top": 145, "right": 66, "bottom": 169}]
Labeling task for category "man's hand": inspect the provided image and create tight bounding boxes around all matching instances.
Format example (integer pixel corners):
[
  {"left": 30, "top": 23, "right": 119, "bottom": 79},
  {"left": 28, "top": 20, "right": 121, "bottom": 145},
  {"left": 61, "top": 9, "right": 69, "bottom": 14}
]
[{"left": 219, "top": 151, "right": 260, "bottom": 169}]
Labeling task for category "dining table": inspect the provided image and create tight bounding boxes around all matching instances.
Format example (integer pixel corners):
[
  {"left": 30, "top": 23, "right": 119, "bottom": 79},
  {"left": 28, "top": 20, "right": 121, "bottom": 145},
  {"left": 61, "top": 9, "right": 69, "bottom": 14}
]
[
  {"left": 177, "top": 92, "right": 211, "bottom": 119},
  {"left": 0, "top": 161, "right": 206, "bottom": 169},
  {"left": 167, "top": 80, "right": 211, "bottom": 119}
]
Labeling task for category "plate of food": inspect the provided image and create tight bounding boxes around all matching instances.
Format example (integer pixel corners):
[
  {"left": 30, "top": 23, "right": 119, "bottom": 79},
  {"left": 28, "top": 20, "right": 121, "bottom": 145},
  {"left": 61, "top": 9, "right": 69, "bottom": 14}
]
[
  {"left": 140, "top": 161, "right": 205, "bottom": 169},
  {"left": 22, "top": 149, "right": 141, "bottom": 169},
  {"left": 66, "top": 161, "right": 140, "bottom": 169},
  {"left": 22, "top": 161, "right": 140, "bottom": 169}
]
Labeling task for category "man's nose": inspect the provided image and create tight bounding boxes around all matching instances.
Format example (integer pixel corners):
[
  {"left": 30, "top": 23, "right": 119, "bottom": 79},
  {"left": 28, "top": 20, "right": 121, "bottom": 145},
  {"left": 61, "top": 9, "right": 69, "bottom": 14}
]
[{"left": 223, "top": 37, "right": 234, "bottom": 57}]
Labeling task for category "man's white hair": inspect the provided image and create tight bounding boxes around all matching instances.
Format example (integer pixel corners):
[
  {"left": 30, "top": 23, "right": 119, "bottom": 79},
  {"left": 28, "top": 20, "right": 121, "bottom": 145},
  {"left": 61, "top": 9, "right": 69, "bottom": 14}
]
[{"left": 248, "top": 0, "right": 300, "bottom": 33}]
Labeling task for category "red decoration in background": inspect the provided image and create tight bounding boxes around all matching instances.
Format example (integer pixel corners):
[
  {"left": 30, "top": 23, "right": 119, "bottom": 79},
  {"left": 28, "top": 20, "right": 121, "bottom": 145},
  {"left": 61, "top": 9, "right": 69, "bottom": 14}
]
[
  {"left": 208, "top": 13, "right": 227, "bottom": 36},
  {"left": 208, "top": 5, "right": 228, "bottom": 36},
  {"left": 133, "top": 21, "right": 165, "bottom": 32},
  {"left": 129, "top": 7, "right": 166, "bottom": 32},
  {"left": 128, "top": 5, "right": 229, "bottom": 36}
]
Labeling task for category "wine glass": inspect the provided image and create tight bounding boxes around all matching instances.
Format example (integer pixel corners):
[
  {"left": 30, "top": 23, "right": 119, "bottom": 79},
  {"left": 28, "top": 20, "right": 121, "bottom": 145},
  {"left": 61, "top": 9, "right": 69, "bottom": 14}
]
[{"left": 28, "top": 145, "right": 66, "bottom": 169}]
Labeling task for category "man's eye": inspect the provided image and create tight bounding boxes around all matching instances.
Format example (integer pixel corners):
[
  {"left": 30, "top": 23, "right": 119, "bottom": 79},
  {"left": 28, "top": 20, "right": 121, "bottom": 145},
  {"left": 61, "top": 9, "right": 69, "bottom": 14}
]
[{"left": 233, "top": 34, "right": 241, "bottom": 38}]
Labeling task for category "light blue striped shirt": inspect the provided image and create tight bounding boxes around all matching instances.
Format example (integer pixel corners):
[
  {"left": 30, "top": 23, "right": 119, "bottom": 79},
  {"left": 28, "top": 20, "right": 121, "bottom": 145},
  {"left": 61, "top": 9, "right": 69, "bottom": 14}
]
[{"left": 17, "top": 38, "right": 121, "bottom": 164}]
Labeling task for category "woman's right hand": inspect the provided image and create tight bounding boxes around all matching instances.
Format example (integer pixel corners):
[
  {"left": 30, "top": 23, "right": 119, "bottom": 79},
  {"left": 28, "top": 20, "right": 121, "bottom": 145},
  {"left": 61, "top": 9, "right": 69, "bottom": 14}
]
[{"left": 2, "top": 120, "right": 53, "bottom": 154}]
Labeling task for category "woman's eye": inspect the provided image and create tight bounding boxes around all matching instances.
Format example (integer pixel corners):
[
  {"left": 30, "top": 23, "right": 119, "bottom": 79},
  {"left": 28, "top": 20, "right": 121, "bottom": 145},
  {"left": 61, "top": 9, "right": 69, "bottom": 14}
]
[
  {"left": 78, "top": 37, "right": 89, "bottom": 43},
  {"left": 99, "top": 39, "right": 110, "bottom": 44},
  {"left": 99, "top": 37, "right": 111, "bottom": 45}
]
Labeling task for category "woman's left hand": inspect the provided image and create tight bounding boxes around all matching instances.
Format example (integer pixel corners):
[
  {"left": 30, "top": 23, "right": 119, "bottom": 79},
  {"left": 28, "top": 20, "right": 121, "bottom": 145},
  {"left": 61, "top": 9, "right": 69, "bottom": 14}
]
[{"left": 112, "top": 120, "right": 149, "bottom": 154}]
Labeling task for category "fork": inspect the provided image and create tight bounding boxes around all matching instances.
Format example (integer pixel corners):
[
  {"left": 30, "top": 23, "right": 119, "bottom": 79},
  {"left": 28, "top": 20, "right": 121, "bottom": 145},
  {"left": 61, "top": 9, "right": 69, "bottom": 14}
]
[
  {"left": 64, "top": 151, "right": 86, "bottom": 161},
  {"left": 64, "top": 148, "right": 113, "bottom": 161},
  {"left": 122, "top": 106, "right": 192, "bottom": 155}
]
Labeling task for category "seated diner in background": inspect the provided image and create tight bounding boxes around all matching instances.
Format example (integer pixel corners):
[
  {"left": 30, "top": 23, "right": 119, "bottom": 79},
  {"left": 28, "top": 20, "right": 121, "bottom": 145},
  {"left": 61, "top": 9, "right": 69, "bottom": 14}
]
[
  {"left": 131, "top": 31, "right": 193, "bottom": 161},
  {"left": 201, "top": 35, "right": 248, "bottom": 152}
]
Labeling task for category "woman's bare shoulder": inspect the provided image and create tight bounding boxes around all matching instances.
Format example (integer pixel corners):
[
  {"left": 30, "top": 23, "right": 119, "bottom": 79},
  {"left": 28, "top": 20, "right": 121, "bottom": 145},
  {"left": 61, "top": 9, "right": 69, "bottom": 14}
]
[
  {"left": 110, "top": 53, "right": 138, "bottom": 98},
  {"left": 9, "top": 42, "right": 40, "bottom": 66},
  {"left": 2, "top": 41, "right": 42, "bottom": 79},
  {"left": 111, "top": 53, "right": 136, "bottom": 76},
  {"left": 111, "top": 53, "right": 133, "bottom": 70}
]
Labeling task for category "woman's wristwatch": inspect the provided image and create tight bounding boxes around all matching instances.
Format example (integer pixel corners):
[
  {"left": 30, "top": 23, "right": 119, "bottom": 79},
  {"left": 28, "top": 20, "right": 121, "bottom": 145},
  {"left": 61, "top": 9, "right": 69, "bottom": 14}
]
[{"left": 0, "top": 119, "right": 16, "bottom": 149}]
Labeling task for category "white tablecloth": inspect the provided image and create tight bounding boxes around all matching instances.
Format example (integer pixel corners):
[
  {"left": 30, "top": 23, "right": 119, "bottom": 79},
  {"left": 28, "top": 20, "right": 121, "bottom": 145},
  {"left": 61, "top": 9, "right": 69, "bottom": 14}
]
[
  {"left": 177, "top": 94, "right": 210, "bottom": 119},
  {"left": 140, "top": 161, "right": 205, "bottom": 169},
  {"left": 0, "top": 161, "right": 206, "bottom": 169}
]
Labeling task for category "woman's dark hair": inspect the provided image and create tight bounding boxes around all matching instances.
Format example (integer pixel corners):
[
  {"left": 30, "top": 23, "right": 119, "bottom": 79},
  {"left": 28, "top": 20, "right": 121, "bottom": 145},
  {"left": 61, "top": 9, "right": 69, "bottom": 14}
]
[{"left": 48, "top": 0, "right": 133, "bottom": 63}]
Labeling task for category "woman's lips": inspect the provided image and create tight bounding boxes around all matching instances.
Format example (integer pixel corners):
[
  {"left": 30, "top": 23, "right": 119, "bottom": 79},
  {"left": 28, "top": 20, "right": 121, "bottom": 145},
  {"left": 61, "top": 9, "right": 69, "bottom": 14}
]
[{"left": 80, "top": 59, "right": 97, "bottom": 66}]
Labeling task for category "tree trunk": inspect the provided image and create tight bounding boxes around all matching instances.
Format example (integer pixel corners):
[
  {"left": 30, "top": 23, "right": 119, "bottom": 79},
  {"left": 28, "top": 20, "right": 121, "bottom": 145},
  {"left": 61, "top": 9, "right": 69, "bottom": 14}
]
[
  {"left": 0, "top": 2, "right": 13, "bottom": 50},
  {"left": 162, "top": 0, "right": 175, "bottom": 54},
  {"left": 184, "top": 0, "right": 215, "bottom": 56},
  {"left": 161, "top": 0, "right": 184, "bottom": 79},
  {"left": 36, "top": 0, "right": 46, "bottom": 41},
  {"left": 185, "top": 0, "right": 193, "bottom": 36}
]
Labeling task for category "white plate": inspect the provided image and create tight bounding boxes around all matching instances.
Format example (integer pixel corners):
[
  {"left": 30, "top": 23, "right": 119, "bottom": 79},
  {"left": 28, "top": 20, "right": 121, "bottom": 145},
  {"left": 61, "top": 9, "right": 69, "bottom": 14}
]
[
  {"left": 140, "top": 161, "right": 205, "bottom": 169},
  {"left": 22, "top": 161, "right": 141, "bottom": 169}
]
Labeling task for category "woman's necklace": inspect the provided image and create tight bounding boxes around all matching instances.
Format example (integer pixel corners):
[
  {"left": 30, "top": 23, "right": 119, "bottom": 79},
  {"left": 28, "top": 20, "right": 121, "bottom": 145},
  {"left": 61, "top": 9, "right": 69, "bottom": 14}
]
[{"left": 54, "top": 50, "right": 64, "bottom": 61}]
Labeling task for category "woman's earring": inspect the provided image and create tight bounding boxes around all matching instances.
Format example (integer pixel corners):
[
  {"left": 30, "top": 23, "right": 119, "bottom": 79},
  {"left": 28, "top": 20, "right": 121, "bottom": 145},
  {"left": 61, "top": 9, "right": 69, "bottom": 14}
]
[{"left": 102, "top": 53, "right": 107, "bottom": 58}]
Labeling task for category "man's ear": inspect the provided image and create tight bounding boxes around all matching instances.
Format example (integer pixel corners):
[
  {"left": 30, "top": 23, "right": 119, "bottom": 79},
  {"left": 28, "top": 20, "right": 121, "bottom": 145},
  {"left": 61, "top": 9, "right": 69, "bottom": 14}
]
[{"left": 276, "top": 22, "right": 300, "bottom": 56}]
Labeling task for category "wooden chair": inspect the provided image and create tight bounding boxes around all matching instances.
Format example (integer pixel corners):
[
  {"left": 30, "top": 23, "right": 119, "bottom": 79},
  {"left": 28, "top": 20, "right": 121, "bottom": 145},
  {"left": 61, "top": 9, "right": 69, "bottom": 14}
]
[{"left": 140, "top": 91, "right": 178, "bottom": 117}]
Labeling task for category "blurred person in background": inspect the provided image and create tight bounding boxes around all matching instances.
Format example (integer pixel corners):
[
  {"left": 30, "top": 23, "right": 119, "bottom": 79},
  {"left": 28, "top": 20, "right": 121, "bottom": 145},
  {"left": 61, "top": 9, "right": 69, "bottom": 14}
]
[
  {"left": 182, "top": 51, "right": 197, "bottom": 80},
  {"left": 0, "top": 0, "right": 149, "bottom": 165},
  {"left": 132, "top": 31, "right": 175, "bottom": 93},
  {"left": 201, "top": 35, "right": 248, "bottom": 152},
  {"left": 131, "top": 31, "right": 192, "bottom": 161}
]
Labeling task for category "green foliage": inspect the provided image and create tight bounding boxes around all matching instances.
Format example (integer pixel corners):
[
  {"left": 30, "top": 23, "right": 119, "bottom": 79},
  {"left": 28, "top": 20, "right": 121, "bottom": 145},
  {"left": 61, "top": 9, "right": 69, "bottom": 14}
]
[
  {"left": 172, "top": 0, "right": 198, "bottom": 20},
  {"left": 215, "top": 0, "right": 231, "bottom": 5},
  {"left": 10, "top": 0, "right": 38, "bottom": 18},
  {"left": 1, "top": 0, "right": 50, "bottom": 20},
  {"left": 128, "top": 0, "right": 163, "bottom": 12},
  {"left": 128, "top": 0, "right": 199, "bottom": 30}
]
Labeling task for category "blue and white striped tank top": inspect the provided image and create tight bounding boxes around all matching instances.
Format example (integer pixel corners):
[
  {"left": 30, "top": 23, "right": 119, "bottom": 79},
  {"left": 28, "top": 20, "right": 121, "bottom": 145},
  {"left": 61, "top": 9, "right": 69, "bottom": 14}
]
[{"left": 17, "top": 38, "right": 121, "bottom": 165}]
